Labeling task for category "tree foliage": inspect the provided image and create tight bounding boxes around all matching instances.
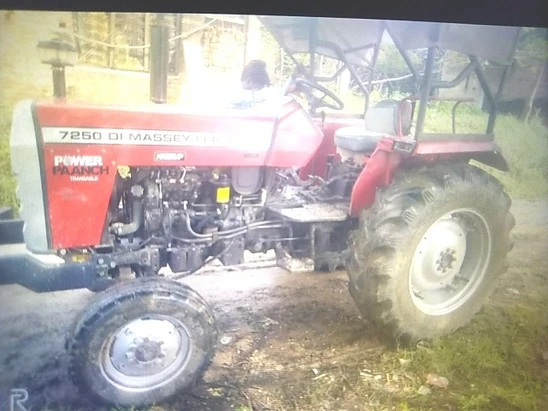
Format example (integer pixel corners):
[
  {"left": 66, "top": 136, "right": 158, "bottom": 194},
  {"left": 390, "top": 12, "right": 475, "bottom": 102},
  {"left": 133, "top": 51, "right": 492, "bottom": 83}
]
[{"left": 515, "top": 27, "right": 548, "bottom": 68}]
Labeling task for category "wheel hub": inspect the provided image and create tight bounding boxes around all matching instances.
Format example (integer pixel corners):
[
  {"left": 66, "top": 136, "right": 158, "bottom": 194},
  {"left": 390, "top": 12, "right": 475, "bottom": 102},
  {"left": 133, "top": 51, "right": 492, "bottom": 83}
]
[
  {"left": 133, "top": 339, "right": 163, "bottom": 363},
  {"left": 105, "top": 317, "right": 190, "bottom": 384},
  {"left": 411, "top": 218, "right": 467, "bottom": 290},
  {"left": 409, "top": 209, "right": 492, "bottom": 316},
  {"left": 437, "top": 249, "right": 456, "bottom": 272}
]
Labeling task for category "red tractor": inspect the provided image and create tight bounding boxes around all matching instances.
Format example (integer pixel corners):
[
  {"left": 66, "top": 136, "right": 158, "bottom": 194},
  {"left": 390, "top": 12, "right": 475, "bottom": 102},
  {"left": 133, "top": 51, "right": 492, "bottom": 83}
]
[{"left": 0, "top": 16, "right": 519, "bottom": 407}]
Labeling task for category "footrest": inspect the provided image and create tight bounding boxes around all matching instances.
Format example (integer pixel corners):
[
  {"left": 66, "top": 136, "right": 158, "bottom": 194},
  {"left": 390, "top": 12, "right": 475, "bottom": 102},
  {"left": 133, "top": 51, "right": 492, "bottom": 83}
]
[{"left": 267, "top": 203, "right": 349, "bottom": 223}]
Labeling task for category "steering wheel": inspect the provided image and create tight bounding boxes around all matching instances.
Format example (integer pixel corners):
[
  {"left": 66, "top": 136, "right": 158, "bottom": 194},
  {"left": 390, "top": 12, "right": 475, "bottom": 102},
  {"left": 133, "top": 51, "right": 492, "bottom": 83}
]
[{"left": 283, "top": 77, "right": 345, "bottom": 111}]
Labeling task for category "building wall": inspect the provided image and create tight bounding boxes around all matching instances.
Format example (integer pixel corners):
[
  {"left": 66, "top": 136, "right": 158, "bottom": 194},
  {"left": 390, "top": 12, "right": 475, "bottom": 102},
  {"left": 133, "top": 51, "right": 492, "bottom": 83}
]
[
  {"left": 438, "top": 59, "right": 548, "bottom": 107},
  {"left": 0, "top": 10, "right": 74, "bottom": 111},
  {"left": 486, "top": 64, "right": 548, "bottom": 101},
  {"left": 0, "top": 11, "right": 258, "bottom": 114}
]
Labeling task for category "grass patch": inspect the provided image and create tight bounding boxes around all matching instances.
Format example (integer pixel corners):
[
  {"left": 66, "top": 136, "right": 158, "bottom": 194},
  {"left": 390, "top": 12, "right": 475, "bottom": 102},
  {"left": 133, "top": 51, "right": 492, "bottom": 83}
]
[
  {"left": 0, "top": 110, "right": 18, "bottom": 211},
  {"left": 393, "top": 300, "right": 548, "bottom": 410}
]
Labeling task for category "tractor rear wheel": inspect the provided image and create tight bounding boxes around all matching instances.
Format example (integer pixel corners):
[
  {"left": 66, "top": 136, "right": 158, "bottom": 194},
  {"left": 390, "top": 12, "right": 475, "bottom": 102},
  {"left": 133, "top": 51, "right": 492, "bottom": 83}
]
[
  {"left": 66, "top": 277, "right": 217, "bottom": 407},
  {"left": 347, "top": 163, "right": 514, "bottom": 344}
]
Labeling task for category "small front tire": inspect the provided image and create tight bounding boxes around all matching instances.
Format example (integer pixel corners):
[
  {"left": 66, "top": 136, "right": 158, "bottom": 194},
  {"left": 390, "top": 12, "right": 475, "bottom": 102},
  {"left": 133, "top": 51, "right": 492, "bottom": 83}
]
[{"left": 66, "top": 277, "right": 218, "bottom": 407}]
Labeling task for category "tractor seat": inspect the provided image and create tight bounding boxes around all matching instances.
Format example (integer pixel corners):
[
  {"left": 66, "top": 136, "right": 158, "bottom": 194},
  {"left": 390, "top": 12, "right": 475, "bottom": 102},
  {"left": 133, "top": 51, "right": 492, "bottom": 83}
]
[{"left": 334, "top": 99, "right": 413, "bottom": 153}]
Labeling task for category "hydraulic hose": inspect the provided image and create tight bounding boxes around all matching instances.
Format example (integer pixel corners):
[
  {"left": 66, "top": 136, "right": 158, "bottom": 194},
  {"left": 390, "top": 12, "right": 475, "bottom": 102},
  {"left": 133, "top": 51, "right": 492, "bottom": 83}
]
[
  {"left": 185, "top": 213, "right": 282, "bottom": 238},
  {"left": 172, "top": 213, "right": 284, "bottom": 244},
  {"left": 110, "top": 196, "right": 143, "bottom": 236}
]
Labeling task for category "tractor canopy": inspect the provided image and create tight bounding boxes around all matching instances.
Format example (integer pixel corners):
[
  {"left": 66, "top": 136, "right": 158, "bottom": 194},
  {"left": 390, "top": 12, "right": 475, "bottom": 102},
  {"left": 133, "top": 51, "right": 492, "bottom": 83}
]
[
  {"left": 259, "top": 16, "right": 520, "bottom": 69},
  {"left": 386, "top": 21, "right": 520, "bottom": 65},
  {"left": 259, "top": 16, "right": 521, "bottom": 137}
]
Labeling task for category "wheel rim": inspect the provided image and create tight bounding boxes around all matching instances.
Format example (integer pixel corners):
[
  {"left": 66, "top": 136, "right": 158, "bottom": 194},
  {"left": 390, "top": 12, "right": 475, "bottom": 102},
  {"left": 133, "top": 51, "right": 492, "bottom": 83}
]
[
  {"left": 409, "top": 208, "right": 492, "bottom": 316},
  {"left": 101, "top": 316, "right": 191, "bottom": 390}
]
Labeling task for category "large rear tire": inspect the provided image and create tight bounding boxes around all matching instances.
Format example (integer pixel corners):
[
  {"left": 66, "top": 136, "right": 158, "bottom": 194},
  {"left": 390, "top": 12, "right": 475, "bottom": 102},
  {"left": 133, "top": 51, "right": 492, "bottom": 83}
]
[
  {"left": 66, "top": 277, "right": 218, "bottom": 407},
  {"left": 347, "top": 163, "right": 514, "bottom": 344}
]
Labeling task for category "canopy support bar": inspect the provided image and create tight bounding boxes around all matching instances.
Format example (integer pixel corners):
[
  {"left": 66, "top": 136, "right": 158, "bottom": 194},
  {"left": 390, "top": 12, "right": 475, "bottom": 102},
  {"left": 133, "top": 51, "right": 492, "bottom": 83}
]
[{"left": 415, "top": 46, "right": 437, "bottom": 138}]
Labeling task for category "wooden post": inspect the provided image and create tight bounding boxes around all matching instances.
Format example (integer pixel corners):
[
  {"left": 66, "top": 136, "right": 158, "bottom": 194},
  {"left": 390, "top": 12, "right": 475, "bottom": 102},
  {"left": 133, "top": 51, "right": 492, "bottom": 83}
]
[
  {"left": 243, "top": 15, "right": 249, "bottom": 66},
  {"left": 521, "top": 61, "right": 546, "bottom": 122},
  {"left": 144, "top": 13, "right": 151, "bottom": 71},
  {"left": 150, "top": 14, "right": 169, "bottom": 103},
  {"left": 174, "top": 14, "right": 183, "bottom": 74},
  {"left": 280, "top": 47, "right": 285, "bottom": 79},
  {"left": 108, "top": 13, "right": 115, "bottom": 68},
  {"left": 243, "top": 17, "right": 261, "bottom": 66}
]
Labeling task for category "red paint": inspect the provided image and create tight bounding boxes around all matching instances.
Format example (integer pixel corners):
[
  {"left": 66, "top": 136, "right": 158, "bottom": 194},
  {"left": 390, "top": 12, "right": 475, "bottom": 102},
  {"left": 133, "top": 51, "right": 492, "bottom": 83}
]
[
  {"left": 34, "top": 99, "right": 503, "bottom": 249},
  {"left": 349, "top": 138, "right": 401, "bottom": 217},
  {"left": 414, "top": 140, "right": 495, "bottom": 155},
  {"left": 43, "top": 145, "right": 117, "bottom": 248},
  {"left": 348, "top": 138, "right": 497, "bottom": 216},
  {"left": 36, "top": 99, "right": 324, "bottom": 249},
  {"left": 265, "top": 104, "right": 326, "bottom": 168},
  {"left": 299, "top": 115, "right": 364, "bottom": 179}
]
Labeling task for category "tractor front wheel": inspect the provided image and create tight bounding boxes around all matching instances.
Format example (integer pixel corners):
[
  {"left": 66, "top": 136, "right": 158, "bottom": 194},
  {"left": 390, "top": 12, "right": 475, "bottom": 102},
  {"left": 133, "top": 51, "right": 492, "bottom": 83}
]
[
  {"left": 66, "top": 277, "right": 218, "bottom": 407},
  {"left": 347, "top": 163, "right": 514, "bottom": 344}
]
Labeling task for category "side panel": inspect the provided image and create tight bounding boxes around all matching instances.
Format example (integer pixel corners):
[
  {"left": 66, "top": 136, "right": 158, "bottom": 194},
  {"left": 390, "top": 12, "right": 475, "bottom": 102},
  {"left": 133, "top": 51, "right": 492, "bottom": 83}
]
[
  {"left": 264, "top": 102, "right": 325, "bottom": 168},
  {"left": 299, "top": 116, "right": 364, "bottom": 179},
  {"left": 42, "top": 145, "right": 117, "bottom": 249},
  {"left": 33, "top": 99, "right": 321, "bottom": 249},
  {"left": 35, "top": 102, "right": 277, "bottom": 249},
  {"left": 37, "top": 106, "right": 275, "bottom": 167},
  {"left": 10, "top": 101, "right": 50, "bottom": 253},
  {"left": 36, "top": 98, "right": 320, "bottom": 169},
  {"left": 349, "top": 139, "right": 401, "bottom": 217}
]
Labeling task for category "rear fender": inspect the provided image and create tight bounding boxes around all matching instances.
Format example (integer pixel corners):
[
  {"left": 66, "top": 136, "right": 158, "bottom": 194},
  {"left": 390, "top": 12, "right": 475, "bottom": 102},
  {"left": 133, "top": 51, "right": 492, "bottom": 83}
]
[
  {"left": 413, "top": 139, "right": 509, "bottom": 172},
  {"left": 469, "top": 147, "right": 509, "bottom": 172},
  {"left": 348, "top": 138, "right": 509, "bottom": 217},
  {"left": 349, "top": 139, "right": 401, "bottom": 217}
]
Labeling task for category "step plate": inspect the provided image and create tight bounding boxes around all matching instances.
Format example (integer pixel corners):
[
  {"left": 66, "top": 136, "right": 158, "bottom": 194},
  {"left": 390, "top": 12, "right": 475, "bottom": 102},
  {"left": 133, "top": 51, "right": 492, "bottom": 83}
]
[{"left": 269, "top": 203, "right": 349, "bottom": 223}]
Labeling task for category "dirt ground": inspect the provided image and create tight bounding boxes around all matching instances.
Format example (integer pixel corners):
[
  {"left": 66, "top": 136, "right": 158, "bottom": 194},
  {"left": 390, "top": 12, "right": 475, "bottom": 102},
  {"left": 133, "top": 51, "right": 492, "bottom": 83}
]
[{"left": 0, "top": 198, "right": 547, "bottom": 411}]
